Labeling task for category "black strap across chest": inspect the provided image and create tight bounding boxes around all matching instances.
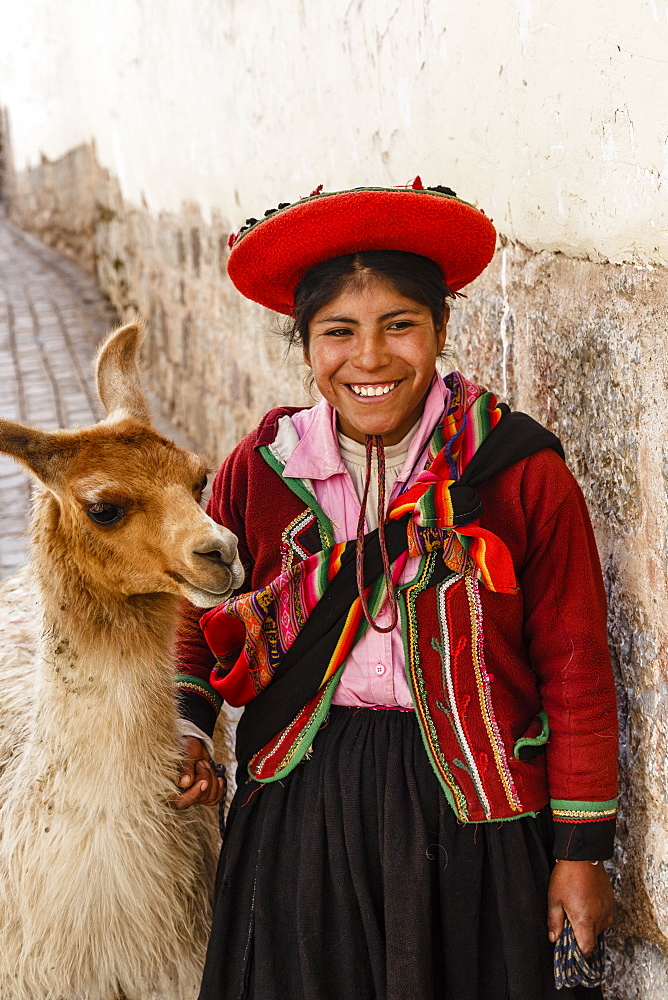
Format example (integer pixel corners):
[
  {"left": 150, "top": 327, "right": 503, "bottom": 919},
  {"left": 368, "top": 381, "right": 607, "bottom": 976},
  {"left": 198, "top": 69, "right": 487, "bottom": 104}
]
[{"left": 235, "top": 411, "right": 563, "bottom": 771}]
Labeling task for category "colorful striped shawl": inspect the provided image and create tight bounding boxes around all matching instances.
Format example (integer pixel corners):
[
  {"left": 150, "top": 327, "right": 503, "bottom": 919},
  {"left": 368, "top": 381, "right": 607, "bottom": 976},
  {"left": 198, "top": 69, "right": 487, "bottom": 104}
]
[{"left": 201, "top": 373, "right": 517, "bottom": 708}]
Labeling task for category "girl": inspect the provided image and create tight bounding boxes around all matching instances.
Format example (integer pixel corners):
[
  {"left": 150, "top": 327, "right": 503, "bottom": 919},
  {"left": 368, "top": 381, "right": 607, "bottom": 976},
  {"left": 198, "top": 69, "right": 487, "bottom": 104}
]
[{"left": 175, "top": 181, "right": 617, "bottom": 1000}]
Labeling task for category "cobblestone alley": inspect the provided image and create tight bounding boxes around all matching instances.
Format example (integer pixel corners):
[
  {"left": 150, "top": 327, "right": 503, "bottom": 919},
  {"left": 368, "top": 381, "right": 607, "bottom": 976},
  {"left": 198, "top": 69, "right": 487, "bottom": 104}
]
[{"left": 0, "top": 212, "right": 192, "bottom": 578}]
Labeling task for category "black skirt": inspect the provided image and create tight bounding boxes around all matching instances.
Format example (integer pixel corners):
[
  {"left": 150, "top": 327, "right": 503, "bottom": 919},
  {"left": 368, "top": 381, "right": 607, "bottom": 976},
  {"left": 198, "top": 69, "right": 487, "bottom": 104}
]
[{"left": 199, "top": 706, "right": 602, "bottom": 1000}]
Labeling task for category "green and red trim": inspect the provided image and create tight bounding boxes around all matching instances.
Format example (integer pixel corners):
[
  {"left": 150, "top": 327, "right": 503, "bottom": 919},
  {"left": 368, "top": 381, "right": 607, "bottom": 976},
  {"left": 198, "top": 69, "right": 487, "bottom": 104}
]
[
  {"left": 175, "top": 674, "right": 222, "bottom": 739},
  {"left": 551, "top": 798, "right": 617, "bottom": 861}
]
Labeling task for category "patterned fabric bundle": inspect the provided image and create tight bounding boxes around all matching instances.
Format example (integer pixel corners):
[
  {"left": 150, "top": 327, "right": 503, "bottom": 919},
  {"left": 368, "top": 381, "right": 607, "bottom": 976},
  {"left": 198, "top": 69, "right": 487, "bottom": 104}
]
[
  {"left": 553, "top": 918, "right": 605, "bottom": 989},
  {"left": 387, "top": 377, "right": 516, "bottom": 592},
  {"left": 201, "top": 373, "right": 517, "bottom": 709},
  {"left": 202, "top": 538, "right": 408, "bottom": 706}
]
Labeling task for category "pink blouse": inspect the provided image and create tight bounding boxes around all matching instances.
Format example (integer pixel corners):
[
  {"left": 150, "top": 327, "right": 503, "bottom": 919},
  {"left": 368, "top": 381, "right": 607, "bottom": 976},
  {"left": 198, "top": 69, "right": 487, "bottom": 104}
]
[{"left": 283, "top": 374, "right": 451, "bottom": 709}]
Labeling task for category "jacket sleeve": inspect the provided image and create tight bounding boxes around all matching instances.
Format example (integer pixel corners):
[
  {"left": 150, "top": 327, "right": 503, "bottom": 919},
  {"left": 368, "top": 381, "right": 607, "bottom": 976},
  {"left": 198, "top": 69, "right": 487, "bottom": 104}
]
[
  {"left": 174, "top": 439, "right": 253, "bottom": 739},
  {"left": 519, "top": 458, "right": 618, "bottom": 859}
]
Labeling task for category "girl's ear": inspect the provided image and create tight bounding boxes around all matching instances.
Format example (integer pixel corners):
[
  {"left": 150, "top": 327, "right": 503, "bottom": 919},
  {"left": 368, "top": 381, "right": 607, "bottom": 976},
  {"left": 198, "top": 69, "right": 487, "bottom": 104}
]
[
  {"left": 436, "top": 302, "right": 450, "bottom": 354},
  {"left": 303, "top": 346, "right": 312, "bottom": 368}
]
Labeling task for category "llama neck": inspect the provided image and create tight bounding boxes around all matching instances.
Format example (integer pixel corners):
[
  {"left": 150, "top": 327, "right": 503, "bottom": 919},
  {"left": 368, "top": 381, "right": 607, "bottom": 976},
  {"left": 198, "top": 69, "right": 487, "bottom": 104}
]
[
  {"left": 39, "top": 585, "right": 179, "bottom": 682},
  {"left": 30, "top": 522, "right": 183, "bottom": 762}
]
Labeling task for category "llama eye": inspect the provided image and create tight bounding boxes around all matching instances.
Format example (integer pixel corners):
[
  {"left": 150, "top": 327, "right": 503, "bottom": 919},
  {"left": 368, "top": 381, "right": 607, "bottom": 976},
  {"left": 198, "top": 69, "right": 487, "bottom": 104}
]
[
  {"left": 196, "top": 475, "right": 208, "bottom": 493},
  {"left": 86, "top": 503, "right": 125, "bottom": 526}
]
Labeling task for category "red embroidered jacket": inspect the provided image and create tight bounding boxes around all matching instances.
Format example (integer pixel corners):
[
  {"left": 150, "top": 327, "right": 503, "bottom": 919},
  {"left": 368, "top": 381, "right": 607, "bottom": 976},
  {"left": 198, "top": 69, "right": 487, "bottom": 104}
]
[{"left": 176, "top": 407, "right": 618, "bottom": 859}]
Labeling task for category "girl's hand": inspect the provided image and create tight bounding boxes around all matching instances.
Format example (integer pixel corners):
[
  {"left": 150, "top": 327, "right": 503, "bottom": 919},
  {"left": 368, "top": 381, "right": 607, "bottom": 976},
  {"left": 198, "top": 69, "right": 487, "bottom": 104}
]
[
  {"left": 174, "top": 736, "right": 225, "bottom": 809},
  {"left": 547, "top": 859, "right": 615, "bottom": 956}
]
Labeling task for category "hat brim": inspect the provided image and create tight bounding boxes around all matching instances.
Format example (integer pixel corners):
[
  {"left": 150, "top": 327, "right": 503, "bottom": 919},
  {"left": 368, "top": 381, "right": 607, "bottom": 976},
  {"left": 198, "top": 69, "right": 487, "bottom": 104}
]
[{"left": 227, "top": 187, "right": 497, "bottom": 315}]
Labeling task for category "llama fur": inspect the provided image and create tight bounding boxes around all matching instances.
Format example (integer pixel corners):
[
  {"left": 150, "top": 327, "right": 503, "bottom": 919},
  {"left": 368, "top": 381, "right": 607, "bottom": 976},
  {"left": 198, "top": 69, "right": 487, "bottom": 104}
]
[{"left": 0, "top": 323, "right": 242, "bottom": 1000}]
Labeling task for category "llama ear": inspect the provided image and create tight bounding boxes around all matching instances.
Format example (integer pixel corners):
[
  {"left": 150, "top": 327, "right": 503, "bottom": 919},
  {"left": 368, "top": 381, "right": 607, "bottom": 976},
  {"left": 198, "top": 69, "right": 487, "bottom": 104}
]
[
  {"left": 0, "top": 421, "right": 69, "bottom": 492},
  {"left": 96, "top": 320, "right": 153, "bottom": 426}
]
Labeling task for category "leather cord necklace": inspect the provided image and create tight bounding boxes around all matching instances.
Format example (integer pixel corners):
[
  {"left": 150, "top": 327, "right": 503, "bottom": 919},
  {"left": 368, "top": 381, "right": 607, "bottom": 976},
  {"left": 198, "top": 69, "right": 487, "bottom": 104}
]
[{"left": 355, "top": 434, "right": 399, "bottom": 633}]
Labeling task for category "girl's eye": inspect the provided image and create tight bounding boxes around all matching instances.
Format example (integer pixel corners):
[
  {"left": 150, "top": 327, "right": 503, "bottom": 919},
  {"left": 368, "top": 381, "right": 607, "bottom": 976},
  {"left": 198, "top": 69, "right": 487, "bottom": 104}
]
[
  {"left": 388, "top": 321, "right": 413, "bottom": 331},
  {"left": 323, "top": 328, "right": 353, "bottom": 337}
]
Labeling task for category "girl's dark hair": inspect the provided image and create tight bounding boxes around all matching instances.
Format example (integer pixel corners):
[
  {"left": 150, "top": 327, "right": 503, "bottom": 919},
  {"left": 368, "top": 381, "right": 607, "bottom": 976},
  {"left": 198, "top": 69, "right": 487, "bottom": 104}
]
[{"left": 283, "top": 250, "right": 453, "bottom": 351}]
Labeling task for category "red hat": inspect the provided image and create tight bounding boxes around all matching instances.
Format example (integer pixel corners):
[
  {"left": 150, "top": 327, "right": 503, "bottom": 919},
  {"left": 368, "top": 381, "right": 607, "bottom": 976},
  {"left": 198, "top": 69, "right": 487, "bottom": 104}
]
[{"left": 226, "top": 178, "right": 496, "bottom": 315}]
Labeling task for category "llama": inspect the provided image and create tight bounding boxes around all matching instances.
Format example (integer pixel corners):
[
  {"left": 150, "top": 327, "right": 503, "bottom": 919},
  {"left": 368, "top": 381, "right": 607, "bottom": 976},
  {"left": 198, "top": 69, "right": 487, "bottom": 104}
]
[{"left": 0, "top": 321, "right": 244, "bottom": 1000}]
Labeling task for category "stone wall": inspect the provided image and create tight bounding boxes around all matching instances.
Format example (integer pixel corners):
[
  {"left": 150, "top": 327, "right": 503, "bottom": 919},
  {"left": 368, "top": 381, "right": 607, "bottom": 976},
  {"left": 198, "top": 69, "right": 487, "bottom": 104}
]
[
  {"left": 4, "top": 138, "right": 668, "bottom": 997},
  {"left": 0, "top": 108, "right": 8, "bottom": 202},
  {"left": 449, "top": 249, "right": 668, "bottom": 998},
  {"left": 5, "top": 143, "right": 312, "bottom": 462}
]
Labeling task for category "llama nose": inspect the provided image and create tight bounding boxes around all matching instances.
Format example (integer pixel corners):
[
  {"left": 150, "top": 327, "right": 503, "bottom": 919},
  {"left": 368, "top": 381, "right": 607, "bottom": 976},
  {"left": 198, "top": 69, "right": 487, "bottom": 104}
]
[{"left": 193, "top": 540, "right": 236, "bottom": 567}]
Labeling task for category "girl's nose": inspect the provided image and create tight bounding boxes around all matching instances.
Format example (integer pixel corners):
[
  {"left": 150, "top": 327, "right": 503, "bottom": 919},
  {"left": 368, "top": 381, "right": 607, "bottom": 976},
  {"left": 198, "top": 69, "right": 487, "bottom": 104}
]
[{"left": 351, "top": 333, "right": 391, "bottom": 371}]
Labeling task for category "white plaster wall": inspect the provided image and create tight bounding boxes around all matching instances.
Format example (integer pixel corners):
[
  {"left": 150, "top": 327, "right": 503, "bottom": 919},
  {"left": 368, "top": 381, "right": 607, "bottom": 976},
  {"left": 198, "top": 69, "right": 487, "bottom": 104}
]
[{"left": 1, "top": 0, "right": 667, "bottom": 265}]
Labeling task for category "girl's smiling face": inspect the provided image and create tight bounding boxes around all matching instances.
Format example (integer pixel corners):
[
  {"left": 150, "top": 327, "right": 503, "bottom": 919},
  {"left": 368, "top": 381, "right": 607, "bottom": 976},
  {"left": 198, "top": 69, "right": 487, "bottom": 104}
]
[{"left": 304, "top": 274, "right": 448, "bottom": 445}]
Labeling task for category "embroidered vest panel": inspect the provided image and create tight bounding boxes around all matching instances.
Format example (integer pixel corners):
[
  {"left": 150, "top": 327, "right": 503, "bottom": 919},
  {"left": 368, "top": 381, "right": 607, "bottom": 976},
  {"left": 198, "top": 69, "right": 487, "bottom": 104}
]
[
  {"left": 280, "top": 510, "right": 322, "bottom": 571},
  {"left": 407, "top": 568, "right": 549, "bottom": 822},
  {"left": 246, "top": 561, "right": 550, "bottom": 822}
]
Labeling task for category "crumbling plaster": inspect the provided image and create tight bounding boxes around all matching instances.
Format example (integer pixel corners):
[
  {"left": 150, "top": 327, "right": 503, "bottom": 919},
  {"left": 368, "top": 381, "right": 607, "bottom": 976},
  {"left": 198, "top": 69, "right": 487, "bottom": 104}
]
[{"left": 1, "top": 0, "right": 668, "bottom": 265}]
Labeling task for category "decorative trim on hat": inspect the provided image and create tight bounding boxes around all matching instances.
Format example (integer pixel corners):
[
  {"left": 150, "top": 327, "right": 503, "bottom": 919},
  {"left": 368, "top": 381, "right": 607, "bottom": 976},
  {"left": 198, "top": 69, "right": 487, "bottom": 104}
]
[{"left": 227, "top": 178, "right": 496, "bottom": 314}]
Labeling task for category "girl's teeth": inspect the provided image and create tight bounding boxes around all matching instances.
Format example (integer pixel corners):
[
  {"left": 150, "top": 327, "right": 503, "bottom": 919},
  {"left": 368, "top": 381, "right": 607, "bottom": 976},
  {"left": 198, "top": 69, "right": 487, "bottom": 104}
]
[{"left": 351, "top": 382, "right": 396, "bottom": 397}]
